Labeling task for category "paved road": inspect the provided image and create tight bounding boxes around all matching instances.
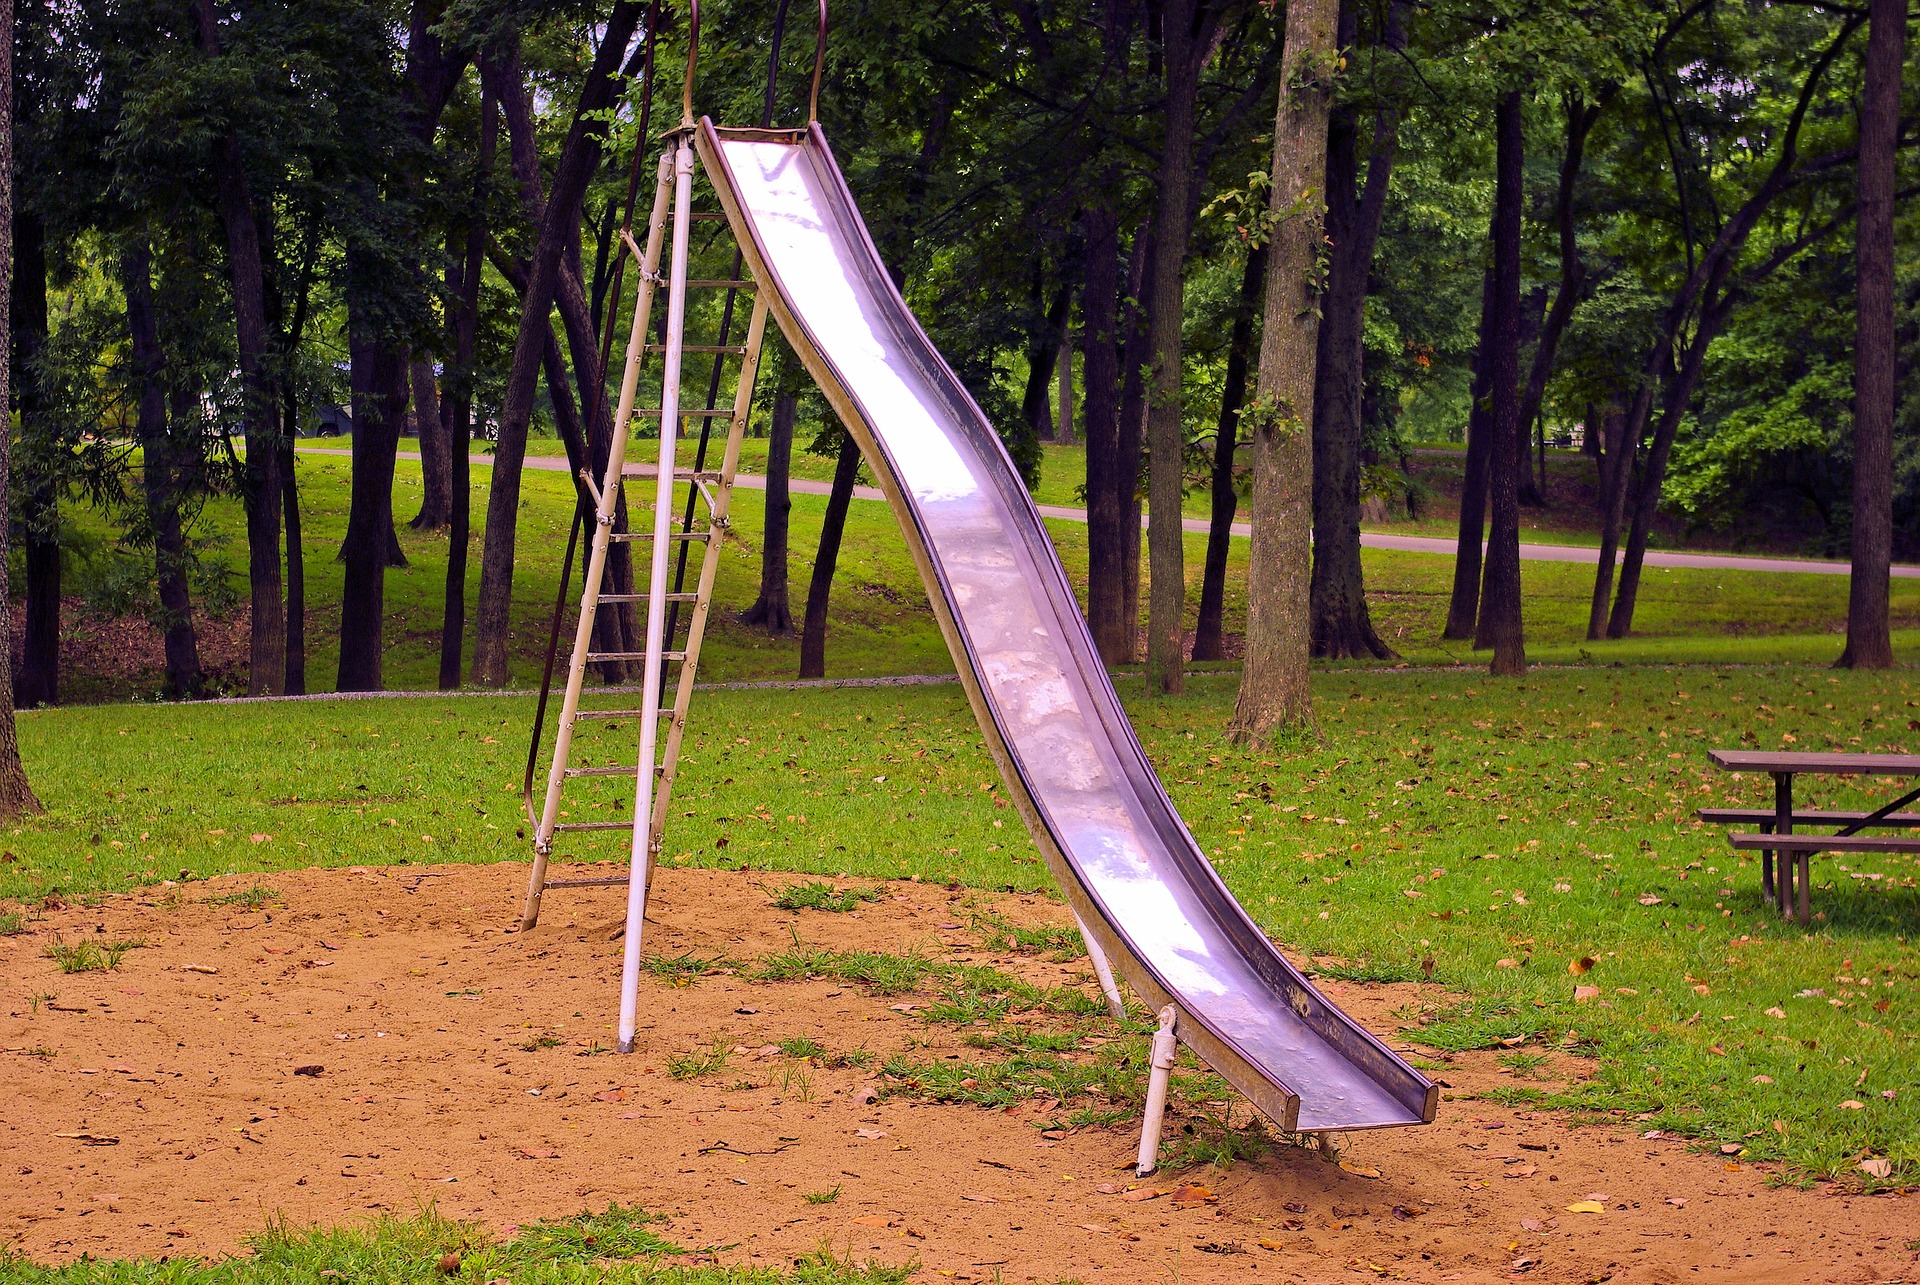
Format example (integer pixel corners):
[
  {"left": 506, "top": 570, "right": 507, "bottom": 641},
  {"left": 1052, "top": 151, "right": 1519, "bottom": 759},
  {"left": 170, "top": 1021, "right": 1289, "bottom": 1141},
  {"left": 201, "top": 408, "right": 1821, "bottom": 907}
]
[{"left": 303, "top": 446, "right": 1920, "bottom": 579}]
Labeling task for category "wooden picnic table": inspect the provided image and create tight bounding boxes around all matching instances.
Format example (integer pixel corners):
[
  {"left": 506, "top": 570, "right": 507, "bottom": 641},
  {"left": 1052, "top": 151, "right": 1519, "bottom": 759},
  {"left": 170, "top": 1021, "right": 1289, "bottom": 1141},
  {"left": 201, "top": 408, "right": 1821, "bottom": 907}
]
[{"left": 1704, "top": 750, "right": 1920, "bottom": 926}]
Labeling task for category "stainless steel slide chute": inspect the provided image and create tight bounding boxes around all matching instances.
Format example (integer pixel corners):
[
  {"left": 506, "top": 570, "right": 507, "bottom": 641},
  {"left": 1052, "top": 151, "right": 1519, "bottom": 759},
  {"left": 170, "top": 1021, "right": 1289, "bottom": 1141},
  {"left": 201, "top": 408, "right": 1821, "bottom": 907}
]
[{"left": 697, "top": 120, "right": 1436, "bottom": 1134}]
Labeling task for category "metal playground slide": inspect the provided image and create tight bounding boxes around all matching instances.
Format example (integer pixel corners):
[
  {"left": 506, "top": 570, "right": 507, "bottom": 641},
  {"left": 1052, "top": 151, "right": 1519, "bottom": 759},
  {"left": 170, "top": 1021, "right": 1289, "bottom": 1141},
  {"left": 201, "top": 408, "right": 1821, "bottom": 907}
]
[{"left": 697, "top": 120, "right": 1436, "bottom": 1136}]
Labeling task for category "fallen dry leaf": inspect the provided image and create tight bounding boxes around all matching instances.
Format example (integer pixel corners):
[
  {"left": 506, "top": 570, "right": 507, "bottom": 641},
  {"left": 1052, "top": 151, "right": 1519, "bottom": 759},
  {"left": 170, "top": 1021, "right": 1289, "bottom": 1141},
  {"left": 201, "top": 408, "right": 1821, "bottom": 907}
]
[
  {"left": 1765, "top": 1006, "right": 1787, "bottom": 1019},
  {"left": 851, "top": 1084, "right": 880, "bottom": 1105},
  {"left": 1121, "top": 1187, "right": 1163, "bottom": 1203},
  {"left": 1573, "top": 985, "right": 1600, "bottom": 1003},
  {"left": 1504, "top": 1165, "right": 1537, "bottom": 1178},
  {"left": 1859, "top": 1157, "right": 1892, "bottom": 1179},
  {"left": 292, "top": 1064, "right": 323, "bottom": 1077},
  {"left": 1496, "top": 958, "right": 1521, "bottom": 969},
  {"left": 1564, "top": 1201, "right": 1605, "bottom": 1214},
  {"left": 1338, "top": 1160, "right": 1382, "bottom": 1179},
  {"left": 1637, "top": 894, "right": 1663, "bottom": 906},
  {"left": 53, "top": 1132, "right": 118, "bottom": 1146},
  {"left": 1168, "top": 1183, "right": 1217, "bottom": 1207},
  {"left": 1840, "top": 1100, "right": 1866, "bottom": 1110},
  {"left": 854, "top": 1128, "right": 888, "bottom": 1139},
  {"left": 1568, "top": 956, "right": 1596, "bottom": 975},
  {"left": 515, "top": 1147, "right": 559, "bottom": 1160},
  {"left": 183, "top": 964, "right": 219, "bottom": 975},
  {"left": 1665, "top": 1198, "right": 1688, "bottom": 1208},
  {"left": 592, "top": 1089, "right": 625, "bottom": 1103},
  {"left": 850, "top": 1215, "right": 891, "bottom": 1227},
  {"left": 1075, "top": 1224, "right": 1107, "bottom": 1234},
  {"left": 959, "top": 1193, "right": 997, "bottom": 1204},
  {"left": 1519, "top": 1218, "right": 1543, "bottom": 1232}
]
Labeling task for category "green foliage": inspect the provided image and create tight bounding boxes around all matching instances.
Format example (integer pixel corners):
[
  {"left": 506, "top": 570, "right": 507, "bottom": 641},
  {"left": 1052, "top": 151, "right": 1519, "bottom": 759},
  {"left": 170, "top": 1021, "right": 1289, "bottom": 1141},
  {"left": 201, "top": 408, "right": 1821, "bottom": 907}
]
[{"left": 665, "top": 1036, "right": 733, "bottom": 1081}]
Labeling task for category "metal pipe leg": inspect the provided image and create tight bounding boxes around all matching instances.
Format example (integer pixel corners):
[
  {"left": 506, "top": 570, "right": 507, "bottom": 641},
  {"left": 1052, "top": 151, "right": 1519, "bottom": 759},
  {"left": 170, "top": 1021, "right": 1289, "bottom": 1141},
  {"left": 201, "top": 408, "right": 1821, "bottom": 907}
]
[
  {"left": 1797, "top": 853, "right": 1811, "bottom": 927},
  {"left": 1073, "top": 911, "right": 1126, "bottom": 1021},
  {"left": 1135, "top": 1004, "right": 1178, "bottom": 1179}
]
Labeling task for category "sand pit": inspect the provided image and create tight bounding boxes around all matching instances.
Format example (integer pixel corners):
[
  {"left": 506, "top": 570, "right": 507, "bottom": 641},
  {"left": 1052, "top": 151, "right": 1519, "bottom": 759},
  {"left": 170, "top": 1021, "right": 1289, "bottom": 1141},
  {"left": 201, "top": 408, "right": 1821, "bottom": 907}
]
[{"left": 1, "top": 863, "right": 1913, "bottom": 1282}]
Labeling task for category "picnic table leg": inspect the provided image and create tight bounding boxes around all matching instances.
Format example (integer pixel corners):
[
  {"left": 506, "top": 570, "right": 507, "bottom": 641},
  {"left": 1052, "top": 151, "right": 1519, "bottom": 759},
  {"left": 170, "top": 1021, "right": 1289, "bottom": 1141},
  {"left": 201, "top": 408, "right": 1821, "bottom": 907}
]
[
  {"left": 1773, "top": 773, "right": 1793, "bottom": 919},
  {"left": 1797, "top": 853, "right": 1811, "bottom": 927}
]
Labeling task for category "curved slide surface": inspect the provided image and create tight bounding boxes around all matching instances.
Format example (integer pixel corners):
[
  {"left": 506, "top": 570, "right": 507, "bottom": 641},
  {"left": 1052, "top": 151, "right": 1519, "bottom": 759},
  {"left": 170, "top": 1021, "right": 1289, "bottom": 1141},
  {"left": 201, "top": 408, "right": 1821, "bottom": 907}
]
[{"left": 697, "top": 122, "right": 1435, "bottom": 1133}]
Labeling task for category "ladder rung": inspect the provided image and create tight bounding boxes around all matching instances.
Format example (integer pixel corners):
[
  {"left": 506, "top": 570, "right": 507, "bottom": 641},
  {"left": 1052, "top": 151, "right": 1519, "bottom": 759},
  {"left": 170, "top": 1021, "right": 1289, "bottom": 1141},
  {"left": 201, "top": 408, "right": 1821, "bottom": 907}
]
[
  {"left": 687, "top": 211, "right": 729, "bottom": 221},
  {"left": 542, "top": 874, "right": 632, "bottom": 888},
  {"left": 610, "top": 530, "right": 711, "bottom": 542},
  {"left": 571, "top": 708, "right": 673, "bottom": 721},
  {"left": 552, "top": 820, "right": 638, "bottom": 831},
  {"left": 619, "top": 467, "right": 722, "bottom": 483},
  {"left": 685, "top": 279, "right": 755, "bottom": 290},
  {"left": 645, "top": 344, "right": 748, "bottom": 355},
  {"left": 585, "top": 650, "right": 687, "bottom": 663},
  {"left": 563, "top": 764, "right": 667, "bottom": 779},
  {"left": 596, "top": 592, "right": 698, "bottom": 604},
  {"left": 633, "top": 408, "right": 737, "bottom": 418}
]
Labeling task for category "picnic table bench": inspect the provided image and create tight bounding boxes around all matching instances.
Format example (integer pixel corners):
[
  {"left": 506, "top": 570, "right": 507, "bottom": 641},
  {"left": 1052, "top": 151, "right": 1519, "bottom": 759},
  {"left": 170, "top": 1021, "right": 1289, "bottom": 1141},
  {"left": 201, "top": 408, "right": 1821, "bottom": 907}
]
[{"left": 1703, "top": 750, "right": 1920, "bottom": 926}]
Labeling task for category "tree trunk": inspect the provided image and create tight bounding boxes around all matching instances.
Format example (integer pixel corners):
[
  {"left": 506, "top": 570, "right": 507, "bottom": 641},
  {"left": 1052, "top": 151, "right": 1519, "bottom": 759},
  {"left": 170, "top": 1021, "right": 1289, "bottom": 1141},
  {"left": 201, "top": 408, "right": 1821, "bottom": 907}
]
[
  {"left": 1143, "top": 0, "right": 1214, "bottom": 695},
  {"left": 1442, "top": 268, "right": 1497, "bottom": 641},
  {"left": 1055, "top": 326, "right": 1075, "bottom": 444},
  {"left": 193, "top": 0, "right": 283, "bottom": 696},
  {"left": 337, "top": 293, "right": 409, "bottom": 693},
  {"left": 1230, "top": 0, "right": 1337, "bottom": 742},
  {"left": 799, "top": 434, "right": 862, "bottom": 680},
  {"left": 1022, "top": 279, "right": 1069, "bottom": 469},
  {"left": 123, "top": 242, "right": 203, "bottom": 698},
  {"left": 0, "top": 0, "right": 40, "bottom": 815},
  {"left": 442, "top": 91, "right": 488, "bottom": 689},
  {"left": 280, "top": 434, "right": 305, "bottom": 695},
  {"left": 1080, "top": 200, "right": 1132, "bottom": 664},
  {"left": 472, "top": 6, "right": 642, "bottom": 687},
  {"left": 1514, "top": 285, "right": 1549, "bottom": 508},
  {"left": 1193, "top": 240, "right": 1265, "bottom": 663},
  {"left": 11, "top": 204, "right": 52, "bottom": 706},
  {"left": 1474, "top": 89, "right": 1527, "bottom": 676},
  {"left": 1307, "top": 0, "right": 1405, "bottom": 662},
  {"left": 743, "top": 383, "right": 797, "bottom": 633},
  {"left": 1586, "top": 401, "right": 1634, "bottom": 639},
  {"left": 1839, "top": 0, "right": 1904, "bottom": 669},
  {"left": 1117, "top": 227, "right": 1153, "bottom": 658},
  {"left": 409, "top": 356, "right": 450, "bottom": 529}
]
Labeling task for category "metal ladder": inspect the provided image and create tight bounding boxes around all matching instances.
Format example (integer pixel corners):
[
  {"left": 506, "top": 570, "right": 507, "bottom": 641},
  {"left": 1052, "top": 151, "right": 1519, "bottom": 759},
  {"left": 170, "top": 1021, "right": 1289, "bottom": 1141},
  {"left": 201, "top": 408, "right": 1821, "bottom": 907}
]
[{"left": 519, "top": 130, "right": 769, "bottom": 1011}]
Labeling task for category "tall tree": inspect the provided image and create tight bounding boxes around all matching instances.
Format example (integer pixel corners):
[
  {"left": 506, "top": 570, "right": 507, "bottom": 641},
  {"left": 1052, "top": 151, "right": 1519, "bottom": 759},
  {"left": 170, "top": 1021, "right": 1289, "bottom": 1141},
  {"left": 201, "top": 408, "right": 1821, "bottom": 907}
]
[
  {"left": 123, "top": 242, "right": 203, "bottom": 697},
  {"left": 191, "top": 0, "right": 284, "bottom": 696},
  {"left": 742, "top": 370, "right": 798, "bottom": 634},
  {"left": 11, "top": 165, "right": 53, "bottom": 704},
  {"left": 1143, "top": 0, "right": 1226, "bottom": 695},
  {"left": 1231, "top": 0, "right": 1336, "bottom": 742},
  {"left": 1192, "top": 238, "right": 1265, "bottom": 662},
  {"left": 1474, "top": 88, "right": 1527, "bottom": 675},
  {"left": 440, "top": 77, "right": 493, "bottom": 691},
  {"left": 1307, "top": 0, "right": 1406, "bottom": 661},
  {"left": 409, "top": 356, "right": 450, "bottom": 528},
  {"left": 0, "top": 0, "right": 40, "bottom": 815},
  {"left": 1838, "top": 0, "right": 1905, "bottom": 669},
  {"left": 1443, "top": 268, "right": 1496, "bottom": 641},
  {"left": 798, "top": 433, "right": 862, "bottom": 680},
  {"left": 472, "top": 6, "right": 643, "bottom": 687}
]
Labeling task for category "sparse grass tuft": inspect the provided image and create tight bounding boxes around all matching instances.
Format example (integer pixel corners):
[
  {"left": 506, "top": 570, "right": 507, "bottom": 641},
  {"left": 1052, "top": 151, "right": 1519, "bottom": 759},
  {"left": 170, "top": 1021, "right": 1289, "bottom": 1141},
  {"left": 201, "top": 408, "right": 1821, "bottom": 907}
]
[
  {"left": 643, "top": 950, "right": 732, "bottom": 986},
  {"left": 1499, "top": 1051, "right": 1552, "bottom": 1079},
  {"left": 0, "top": 908, "right": 26, "bottom": 936},
  {"left": 779, "top": 1036, "right": 828, "bottom": 1060},
  {"left": 518, "top": 1032, "right": 565, "bottom": 1052},
  {"left": 207, "top": 884, "right": 280, "bottom": 909},
  {"left": 803, "top": 1184, "right": 843, "bottom": 1205},
  {"left": 769, "top": 880, "right": 885, "bottom": 913},
  {"left": 966, "top": 905, "right": 1086, "bottom": 959},
  {"left": 44, "top": 937, "right": 144, "bottom": 973},
  {"left": 666, "top": 1036, "right": 732, "bottom": 1081}
]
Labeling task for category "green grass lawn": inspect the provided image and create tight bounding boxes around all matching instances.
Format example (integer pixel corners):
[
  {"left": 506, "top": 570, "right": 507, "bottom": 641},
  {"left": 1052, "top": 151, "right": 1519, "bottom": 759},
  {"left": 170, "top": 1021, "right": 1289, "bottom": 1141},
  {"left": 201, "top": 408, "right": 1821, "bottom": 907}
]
[
  {"left": 3, "top": 665, "right": 1916, "bottom": 1190},
  {"left": 0, "top": 1205, "right": 907, "bottom": 1284},
  {"left": 185, "top": 447, "right": 1920, "bottom": 707}
]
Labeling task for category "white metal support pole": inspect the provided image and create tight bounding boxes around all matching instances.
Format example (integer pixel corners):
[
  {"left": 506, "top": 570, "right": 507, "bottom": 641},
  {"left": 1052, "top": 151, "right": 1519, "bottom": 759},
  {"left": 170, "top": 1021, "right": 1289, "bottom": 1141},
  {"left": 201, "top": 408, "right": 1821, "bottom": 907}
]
[
  {"left": 523, "top": 153, "right": 675, "bottom": 933},
  {"left": 617, "top": 136, "right": 697, "bottom": 1054},
  {"left": 1072, "top": 910, "right": 1127, "bottom": 1021},
  {"left": 1135, "top": 1004, "right": 1179, "bottom": 1177}
]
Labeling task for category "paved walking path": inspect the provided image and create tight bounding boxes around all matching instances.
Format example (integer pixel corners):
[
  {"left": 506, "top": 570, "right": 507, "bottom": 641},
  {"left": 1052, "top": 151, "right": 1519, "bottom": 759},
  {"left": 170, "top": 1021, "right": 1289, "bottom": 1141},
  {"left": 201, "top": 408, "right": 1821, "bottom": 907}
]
[{"left": 301, "top": 446, "right": 1920, "bottom": 580}]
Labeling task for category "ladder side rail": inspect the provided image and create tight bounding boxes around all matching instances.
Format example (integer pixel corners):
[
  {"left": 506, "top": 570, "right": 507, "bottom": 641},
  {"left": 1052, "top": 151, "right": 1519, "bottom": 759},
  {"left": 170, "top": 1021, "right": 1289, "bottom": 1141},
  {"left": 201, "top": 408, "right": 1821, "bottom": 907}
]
[
  {"left": 618, "top": 135, "right": 699, "bottom": 1054},
  {"left": 522, "top": 152, "right": 676, "bottom": 932},
  {"left": 651, "top": 295, "right": 771, "bottom": 838}
]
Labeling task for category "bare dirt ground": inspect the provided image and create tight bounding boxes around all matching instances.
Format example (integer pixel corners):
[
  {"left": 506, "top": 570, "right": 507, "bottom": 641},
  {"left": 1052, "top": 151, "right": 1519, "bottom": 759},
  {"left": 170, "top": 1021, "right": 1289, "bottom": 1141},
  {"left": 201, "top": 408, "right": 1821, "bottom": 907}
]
[{"left": 2, "top": 863, "right": 1913, "bottom": 1283}]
